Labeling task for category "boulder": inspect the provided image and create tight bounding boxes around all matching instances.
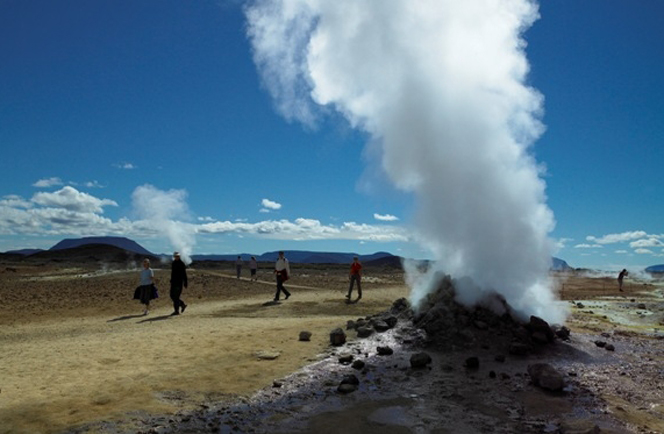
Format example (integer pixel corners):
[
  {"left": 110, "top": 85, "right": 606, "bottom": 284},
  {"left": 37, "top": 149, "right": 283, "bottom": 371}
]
[
  {"left": 299, "top": 331, "right": 312, "bottom": 341},
  {"left": 410, "top": 352, "right": 432, "bottom": 368},
  {"left": 527, "top": 363, "right": 564, "bottom": 391},
  {"left": 330, "top": 328, "right": 346, "bottom": 346}
]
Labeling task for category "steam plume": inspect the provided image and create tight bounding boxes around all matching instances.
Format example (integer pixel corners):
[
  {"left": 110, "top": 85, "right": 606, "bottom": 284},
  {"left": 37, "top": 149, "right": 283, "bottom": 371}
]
[
  {"left": 132, "top": 184, "right": 196, "bottom": 264},
  {"left": 246, "top": 0, "right": 566, "bottom": 323}
]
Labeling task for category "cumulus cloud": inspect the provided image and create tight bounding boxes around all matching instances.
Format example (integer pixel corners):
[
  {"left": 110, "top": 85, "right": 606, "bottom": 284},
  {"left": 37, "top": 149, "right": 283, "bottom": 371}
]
[
  {"left": 374, "top": 213, "right": 399, "bottom": 222},
  {"left": 32, "top": 186, "right": 117, "bottom": 213},
  {"left": 629, "top": 238, "right": 663, "bottom": 249},
  {"left": 635, "top": 248, "right": 654, "bottom": 255},
  {"left": 246, "top": 0, "right": 563, "bottom": 322},
  {"left": 574, "top": 243, "right": 603, "bottom": 249},
  {"left": 33, "top": 177, "right": 64, "bottom": 188},
  {"left": 260, "top": 198, "right": 282, "bottom": 211},
  {"left": 587, "top": 231, "right": 649, "bottom": 244},
  {"left": 198, "top": 218, "right": 408, "bottom": 242}
]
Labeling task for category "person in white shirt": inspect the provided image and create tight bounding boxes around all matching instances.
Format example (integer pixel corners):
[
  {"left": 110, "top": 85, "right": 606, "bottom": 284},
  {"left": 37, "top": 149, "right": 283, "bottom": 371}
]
[
  {"left": 273, "top": 251, "right": 291, "bottom": 301},
  {"left": 250, "top": 256, "right": 258, "bottom": 281}
]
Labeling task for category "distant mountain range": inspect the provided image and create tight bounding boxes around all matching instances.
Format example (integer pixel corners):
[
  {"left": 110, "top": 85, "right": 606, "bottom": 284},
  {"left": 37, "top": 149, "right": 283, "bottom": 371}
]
[
  {"left": 0, "top": 236, "right": 591, "bottom": 271},
  {"left": 645, "top": 264, "right": 664, "bottom": 273}
]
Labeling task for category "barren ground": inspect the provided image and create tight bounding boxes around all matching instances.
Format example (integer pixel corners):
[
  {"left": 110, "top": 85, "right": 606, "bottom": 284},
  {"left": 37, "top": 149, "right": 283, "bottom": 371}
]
[{"left": 1, "top": 263, "right": 663, "bottom": 433}]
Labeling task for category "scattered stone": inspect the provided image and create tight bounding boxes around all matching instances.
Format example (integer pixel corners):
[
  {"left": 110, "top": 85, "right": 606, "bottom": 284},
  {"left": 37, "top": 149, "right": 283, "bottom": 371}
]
[
  {"left": 489, "top": 371, "right": 496, "bottom": 379},
  {"left": 576, "top": 302, "right": 585, "bottom": 309},
  {"left": 356, "top": 326, "right": 374, "bottom": 338},
  {"left": 299, "top": 331, "right": 312, "bottom": 341},
  {"left": 376, "top": 346, "right": 394, "bottom": 356},
  {"left": 255, "top": 350, "right": 281, "bottom": 360},
  {"left": 337, "top": 383, "right": 358, "bottom": 394},
  {"left": 330, "top": 328, "right": 346, "bottom": 346},
  {"left": 337, "top": 375, "right": 360, "bottom": 394},
  {"left": 346, "top": 320, "right": 356, "bottom": 330},
  {"left": 464, "top": 356, "right": 479, "bottom": 369},
  {"left": 410, "top": 352, "right": 432, "bottom": 368},
  {"left": 637, "top": 303, "right": 647, "bottom": 310},
  {"left": 526, "top": 316, "right": 555, "bottom": 343},
  {"left": 351, "top": 360, "right": 365, "bottom": 370},
  {"left": 372, "top": 320, "right": 390, "bottom": 332},
  {"left": 527, "top": 363, "right": 564, "bottom": 392},
  {"left": 338, "top": 354, "right": 354, "bottom": 365},
  {"left": 553, "top": 325, "right": 571, "bottom": 341},
  {"left": 605, "top": 344, "right": 615, "bottom": 351},
  {"left": 594, "top": 341, "right": 607, "bottom": 348},
  {"left": 272, "top": 381, "right": 282, "bottom": 388}
]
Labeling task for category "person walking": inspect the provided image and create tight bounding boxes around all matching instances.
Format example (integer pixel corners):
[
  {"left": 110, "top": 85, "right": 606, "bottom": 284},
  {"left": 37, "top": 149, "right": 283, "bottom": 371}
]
[
  {"left": 618, "top": 269, "right": 628, "bottom": 292},
  {"left": 135, "top": 258, "right": 156, "bottom": 315},
  {"left": 273, "top": 251, "right": 291, "bottom": 301},
  {"left": 250, "top": 256, "right": 258, "bottom": 281},
  {"left": 235, "top": 256, "right": 243, "bottom": 279},
  {"left": 170, "top": 252, "right": 188, "bottom": 315},
  {"left": 346, "top": 256, "right": 362, "bottom": 301}
]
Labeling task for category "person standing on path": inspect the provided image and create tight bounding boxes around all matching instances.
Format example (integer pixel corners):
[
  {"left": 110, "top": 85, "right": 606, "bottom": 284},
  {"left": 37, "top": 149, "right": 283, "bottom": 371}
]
[
  {"left": 346, "top": 256, "right": 362, "bottom": 301},
  {"left": 136, "top": 258, "right": 156, "bottom": 315},
  {"left": 250, "top": 256, "right": 258, "bottom": 281},
  {"left": 273, "top": 251, "right": 291, "bottom": 301},
  {"left": 170, "top": 252, "right": 188, "bottom": 315},
  {"left": 236, "top": 256, "right": 243, "bottom": 279},
  {"left": 618, "top": 269, "right": 628, "bottom": 292}
]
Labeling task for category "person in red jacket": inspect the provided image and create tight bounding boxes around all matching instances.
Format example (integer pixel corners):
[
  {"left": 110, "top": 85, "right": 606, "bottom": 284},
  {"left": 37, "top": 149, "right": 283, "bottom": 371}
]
[{"left": 346, "top": 256, "right": 362, "bottom": 301}]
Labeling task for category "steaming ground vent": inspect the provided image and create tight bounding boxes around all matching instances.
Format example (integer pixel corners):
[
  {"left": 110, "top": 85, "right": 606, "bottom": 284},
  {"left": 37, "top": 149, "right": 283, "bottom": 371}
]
[{"left": 410, "top": 274, "right": 570, "bottom": 356}]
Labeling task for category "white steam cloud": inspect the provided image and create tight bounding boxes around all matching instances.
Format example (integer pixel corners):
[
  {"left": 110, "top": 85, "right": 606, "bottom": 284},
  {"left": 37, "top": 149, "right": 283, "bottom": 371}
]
[
  {"left": 246, "top": 0, "right": 565, "bottom": 323},
  {"left": 131, "top": 184, "right": 196, "bottom": 264}
]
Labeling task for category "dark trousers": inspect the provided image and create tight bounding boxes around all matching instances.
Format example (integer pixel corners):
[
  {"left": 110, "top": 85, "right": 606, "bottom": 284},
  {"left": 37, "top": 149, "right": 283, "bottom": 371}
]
[
  {"left": 274, "top": 276, "right": 290, "bottom": 300},
  {"left": 348, "top": 275, "right": 362, "bottom": 298},
  {"left": 170, "top": 282, "right": 186, "bottom": 312},
  {"left": 236, "top": 265, "right": 242, "bottom": 278}
]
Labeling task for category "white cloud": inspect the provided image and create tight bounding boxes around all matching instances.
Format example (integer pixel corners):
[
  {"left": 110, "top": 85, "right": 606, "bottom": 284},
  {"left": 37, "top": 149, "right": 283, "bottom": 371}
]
[
  {"left": 32, "top": 186, "right": 118, "bottom": 213},
  {"left": 33, "top": 177, "right": 63, "bottom": 188},
  {"left": 0, "top": 195, "right": 32, "bottom": 209},
  {"left": 615, "top": 250, "right": 628, "bottom": 254},
  {"left": 629, "top": 238, "right": 664, "bottom": 249},
  {"left": 373, "top": 213, "right": 399, "bottom": 222},
  {"left": 84, "top": 180, "right": 104, "bottom": 188},
  {"left": 115, "top": 162, "right": 137, "bottom": 170},
  {"left": 261, "top": 198, "right": 282, "bottom": 211},
  {"left": 635, "top": 248, "right": 654, "bottom": 255},
  {"left": 198, "top": 217, "right": 408, "bottom": 242},
  {"left": 587, "top": 231, "right": 648, "bottom": 244},
  {"left": 574, "top": 243, "right": 603, "bottom": 249}
]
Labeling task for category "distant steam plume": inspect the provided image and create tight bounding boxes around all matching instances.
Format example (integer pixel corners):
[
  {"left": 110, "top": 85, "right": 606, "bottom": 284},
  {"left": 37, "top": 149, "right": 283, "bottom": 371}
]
[
  {"left": 132, "top": 184, "right": 196, "bottom": 264},
  {"left": 246, "top": 0, "right": 566, "bottom": 323}
]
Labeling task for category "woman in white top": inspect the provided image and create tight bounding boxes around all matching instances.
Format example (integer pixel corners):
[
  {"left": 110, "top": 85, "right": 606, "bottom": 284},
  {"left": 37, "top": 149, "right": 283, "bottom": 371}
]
[{"left": 137, "top": 258, "right": 155, "bottom": 315}]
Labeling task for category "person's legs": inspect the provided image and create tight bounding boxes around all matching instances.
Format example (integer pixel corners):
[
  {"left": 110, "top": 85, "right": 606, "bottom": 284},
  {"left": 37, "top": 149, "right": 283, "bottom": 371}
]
[
  {"left": 274, "top": 278, "right": 283, "bottom": 300},
  {"left": 347, "top": 277, "right": 355, "bottom": 298},
  {"left": 356, "top": 276, "right": 362, "bottom": 299},
  {"left": 170, "top": 283, "right": 182, "bottom": 314}
]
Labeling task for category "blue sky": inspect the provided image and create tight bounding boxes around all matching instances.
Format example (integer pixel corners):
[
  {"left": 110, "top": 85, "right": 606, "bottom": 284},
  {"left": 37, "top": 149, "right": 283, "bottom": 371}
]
[{"left": 0, "top": 0, "right": 662, "bottom": 271}]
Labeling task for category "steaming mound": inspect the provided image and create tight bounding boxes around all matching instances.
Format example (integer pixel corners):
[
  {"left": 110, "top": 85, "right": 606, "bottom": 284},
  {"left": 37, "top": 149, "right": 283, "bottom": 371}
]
[{"left": 411, "top": 274, "right": 569, "bottom": 355}]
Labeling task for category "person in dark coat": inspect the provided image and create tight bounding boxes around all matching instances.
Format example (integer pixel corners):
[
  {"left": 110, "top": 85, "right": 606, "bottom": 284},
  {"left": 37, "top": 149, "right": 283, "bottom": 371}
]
[{"left": 170, "top": 252, "right": 188, "bottom": 315}]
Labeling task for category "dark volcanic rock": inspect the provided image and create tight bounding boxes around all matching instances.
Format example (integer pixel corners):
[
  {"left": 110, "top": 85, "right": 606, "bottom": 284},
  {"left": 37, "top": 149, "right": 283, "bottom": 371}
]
[
  {"left": 410, "top": 352, "right": 432, "bottom": 368},
  {"left": 464, "top": 356, "right": 480, "bottom": 369},
  {"left": 376, "top": 346, "right": 394, "bottom": 356},
  {"left": 527, "top": 363, "right": 564, "bottom": 391},
  {"left": 299, "top": 331, "right": 312, "bottom": 341},
  {"left": 330, "top": 328, "right": 346, "bottom": 346}
]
